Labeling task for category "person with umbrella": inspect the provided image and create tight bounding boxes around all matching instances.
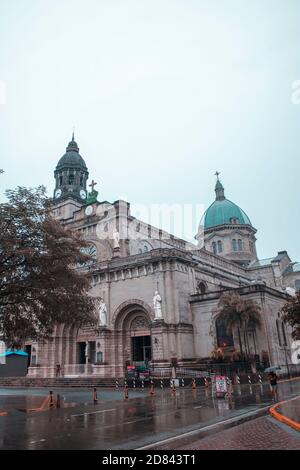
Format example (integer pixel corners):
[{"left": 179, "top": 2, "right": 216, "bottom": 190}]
[{"left": 268, "top": 370, "right": 279, "bottom": 402}]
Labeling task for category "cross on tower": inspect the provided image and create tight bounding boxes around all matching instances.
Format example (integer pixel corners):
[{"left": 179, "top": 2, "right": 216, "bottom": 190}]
[
  {"left": 89, "top": 179, "right": 97, "bottom": 192},
  {"left": 215, "top": 171, "right": 220, "bottom": 180}
]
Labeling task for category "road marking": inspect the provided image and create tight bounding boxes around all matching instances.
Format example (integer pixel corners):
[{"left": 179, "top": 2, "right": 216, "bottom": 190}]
[
  {"left": 30, "top": 439, "right": 46, "bottom": 444},
  {"left": 71, "top": 408, "right": 116, "bottom": 417}
]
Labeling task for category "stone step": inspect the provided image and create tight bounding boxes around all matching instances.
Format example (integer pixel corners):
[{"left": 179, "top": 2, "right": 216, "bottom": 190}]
[{"left": 0, "top": 377, "right": 118, "bottom": 388}]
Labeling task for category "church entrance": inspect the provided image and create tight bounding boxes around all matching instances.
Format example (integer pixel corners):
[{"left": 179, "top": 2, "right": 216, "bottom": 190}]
[
  {"left": 114, "top": 304, "right": 153, "bottom": 376},
  {"left": 131, "top": 335, "right": 151, "bottom": 364},
  {"left": 129, "top": 315, "right": 151, "bottom": 368}
]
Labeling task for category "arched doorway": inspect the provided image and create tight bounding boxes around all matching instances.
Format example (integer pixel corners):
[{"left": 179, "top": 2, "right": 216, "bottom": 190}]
[
  {"left": 130, "top": 316, "right": 151, "bottom": 366},
  {"left": 113, "top": 300, "right": 154, "bottom": 373}
]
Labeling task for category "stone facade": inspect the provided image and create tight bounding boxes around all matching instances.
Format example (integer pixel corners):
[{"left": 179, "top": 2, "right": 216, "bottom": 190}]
[{"left": 25, "top": 138, "right": 299, "bottom": 378}]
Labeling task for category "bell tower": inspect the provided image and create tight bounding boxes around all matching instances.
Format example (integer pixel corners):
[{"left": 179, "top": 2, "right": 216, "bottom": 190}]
[{"left": 53, "top": 133, "right": 89, "bottom": 203}]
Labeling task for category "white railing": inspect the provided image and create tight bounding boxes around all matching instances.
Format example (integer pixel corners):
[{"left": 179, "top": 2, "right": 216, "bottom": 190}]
[{"left": 152, "top": 367, "right": 210, "bottom": 378}]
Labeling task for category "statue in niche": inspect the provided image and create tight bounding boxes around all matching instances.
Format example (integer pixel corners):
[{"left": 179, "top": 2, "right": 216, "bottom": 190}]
[
  {"left": 97, "top": 297, "right": 108, "bottom": 327},
  {"left": 113, "top": 229, "right": 120, "bottom": 249},
  {"left": 153, "top": 291, "right": 163, "bottom": 320}
]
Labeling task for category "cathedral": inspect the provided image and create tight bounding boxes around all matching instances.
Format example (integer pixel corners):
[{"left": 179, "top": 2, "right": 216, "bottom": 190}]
[{"left": 26, "top": 135, "right": 299, "bottom": 378}]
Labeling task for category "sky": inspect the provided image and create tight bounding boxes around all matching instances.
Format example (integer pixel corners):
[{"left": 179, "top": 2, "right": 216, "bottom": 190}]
[{"left": 0, "top": 0, "right": 299, "bottom": 260}]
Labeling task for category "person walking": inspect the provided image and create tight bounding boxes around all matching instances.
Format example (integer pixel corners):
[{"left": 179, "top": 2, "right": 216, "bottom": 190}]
[
  {"left": 268, "top": 371, "right": 279, "bottom": 402},
  {"left": 56, "top": 363, "right": 61, "bottom": 377}
]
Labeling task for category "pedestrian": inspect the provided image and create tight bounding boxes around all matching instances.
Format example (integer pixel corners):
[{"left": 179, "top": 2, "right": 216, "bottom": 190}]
[
  {"left": 268, "top": 371, "right": 279, "bottom": 401},
  {"left": 56, "top": 363, "right": 61, "bottom": 377}
]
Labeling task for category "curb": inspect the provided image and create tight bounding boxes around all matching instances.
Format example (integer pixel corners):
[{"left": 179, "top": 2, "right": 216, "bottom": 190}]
[
  {"left": 269, "top": 396, "right": 300, "bottom": 432},
  {"left": 136, "top": 406, "right": 270, "bottom": 450}
]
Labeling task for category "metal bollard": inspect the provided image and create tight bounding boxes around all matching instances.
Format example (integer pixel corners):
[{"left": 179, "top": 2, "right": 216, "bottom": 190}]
[
  {"left": 160, "top": 379, "right": 164, "bottom": 389},
  {"left": 124, "top": 384, "right": 129, "bottom": 400},
  {"left": 56, "top": 394, "right": 61, "bottom": 409},
  {"left": 133, "top": 379, "right": 136, "bottom": 389},
  {"left": 248, "top": 375, "right": 252, "bottom": 385},
  {"left": 181, "top": 379, "right": 185, "bottom": 388},
  {"left": 115, "top": 379, "right": 119, "bottom": 390},
  {"left": 258, "top": 374, "right": 262, "bottom": 384},
  {"left": 49, "top": 391, "right": 54, "bottom": 408},
  {"left": 204, "top": 377, "right": 209, "bottom": 388},
  {"left": 149, "top": 380, "right": 155, "bottom": 396},
  {"left": 172, "top": 380, "right": 176, "bottom": 396},
  {"left": 141, "top": 379, "right": 144, "bottom": 389},
  {"left": 93, "top": 387, "right": 98, "bottom": 404}
]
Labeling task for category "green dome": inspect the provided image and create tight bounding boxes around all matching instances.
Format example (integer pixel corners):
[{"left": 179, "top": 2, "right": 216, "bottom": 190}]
[
  {"left": 204, "top": 199, "right": 252, "bottom": 229},
  {"left": 203, "top": 176, "right": 252, "bottom": 229},
  {"left": 56, "top": 135, "right": 87, "bottom": 171}
]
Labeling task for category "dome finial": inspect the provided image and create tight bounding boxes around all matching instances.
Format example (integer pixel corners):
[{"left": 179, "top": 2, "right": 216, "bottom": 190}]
[
  {"left": 66, "top": 130, "right": 79, "bottom": 153},
  {"left": 214, "top": 171, "right": 225, "bottom": 201}
]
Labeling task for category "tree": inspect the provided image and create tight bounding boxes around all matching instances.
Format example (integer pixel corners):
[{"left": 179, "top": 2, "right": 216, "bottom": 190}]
[
  {"left": 282, "top": 292, "right": 300, "bottom": 340},
  {"left": 0, "top": 186, "right": 97, "bottom": 347},
  {"left": 217, "top": 291, "right": 261, "bottom": 357}
]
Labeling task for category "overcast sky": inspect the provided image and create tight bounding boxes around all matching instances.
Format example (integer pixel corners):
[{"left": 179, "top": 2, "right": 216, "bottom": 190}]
[{"left": 0, "top": 0, "right": 299, "bottom": 260}]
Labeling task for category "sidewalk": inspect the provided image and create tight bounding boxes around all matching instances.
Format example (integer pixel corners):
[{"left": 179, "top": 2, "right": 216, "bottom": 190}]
[{"left": 180, "top": 416, "right": 300, "bottom": 450}]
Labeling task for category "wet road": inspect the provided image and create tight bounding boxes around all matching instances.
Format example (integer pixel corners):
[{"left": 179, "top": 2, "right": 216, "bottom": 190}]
[{"left": 0, "top": 378, "right": 299, "bottom": 450}]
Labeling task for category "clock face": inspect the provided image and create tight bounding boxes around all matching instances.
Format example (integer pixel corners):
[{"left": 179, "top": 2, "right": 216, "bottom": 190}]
[
  {"left": 80, "top": 190, "right": 86, "bottom": 200},
  {"left": 55, "top": 189, "right": 62, "bottom": 199},
  {"left": 80, "top": 244, "right": 97, "bottom": 267},
  {"left": 85, "top": 205, "right": 93, "bottom": 216}
]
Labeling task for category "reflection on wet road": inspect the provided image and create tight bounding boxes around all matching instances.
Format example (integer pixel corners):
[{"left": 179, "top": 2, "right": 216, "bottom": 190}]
[{"left": 0, "top": 379, "right": 299, "bottom": 449}]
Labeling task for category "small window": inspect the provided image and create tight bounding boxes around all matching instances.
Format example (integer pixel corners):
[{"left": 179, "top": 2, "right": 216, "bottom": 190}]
[
  {"left": 217, "top": 240, "right": 223, "bottom": 253},
  {"left": 68, "top": 173, "right": 74, "bottom": 185},
  {"left": 295, "top": 279, "right": 300, "bottom": 291},
  {"left": 96, "top": 351, "right": 103, "bottom": 363},
  {"left": 238, "top": 239, "right": 243, "bottom": 251},
  {"left": 212, "top": 242, "right": 217, "bottom": 254},
  {"left": 59, "top": 175, "right": 63, "bottom": 186},
  {"left": 230, "top": 218, "right": 239, "bottom": 224},
  {"left": 80, "top": 175, "right": 83, "bottom": 187},
  {"left": 232, "top": 239, "right": 237, "bottom": 252}
]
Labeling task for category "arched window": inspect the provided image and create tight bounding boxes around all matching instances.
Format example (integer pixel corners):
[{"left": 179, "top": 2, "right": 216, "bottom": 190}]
[
  {"left": 216, "top": 316, "right": 234, "bottom": 348},
  {"left": 68, "top": 173, "right": 74, "bottom": 185},
  {"left": 80, "top": 175, "right": 83, "bottom": 187},
  {"left": 281, "top": 322, "right": 288, "bottom": 346},
  {"left": 197, "top": 281, "right": 207, "bottom": 294},
  {"left": 238, "top": 239, "right": 243, "bottom": 251},
  {"left": 232, "top": 239, "right": 237, "bottom": 252},
  {"left": 295, "top": 279, "right": 300, "bottom": 291},
  {"left": 212, "top": 242, "right": 217, "bottom": 254},
  {"left": 59, "top": 175, "right": 63, "bottom": 186},
  {"left": 217, "top": 240, "right": 223, "bottom": 253},
  {"left": 276, "top": 319, "right": 282, "bottom": 347}
]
